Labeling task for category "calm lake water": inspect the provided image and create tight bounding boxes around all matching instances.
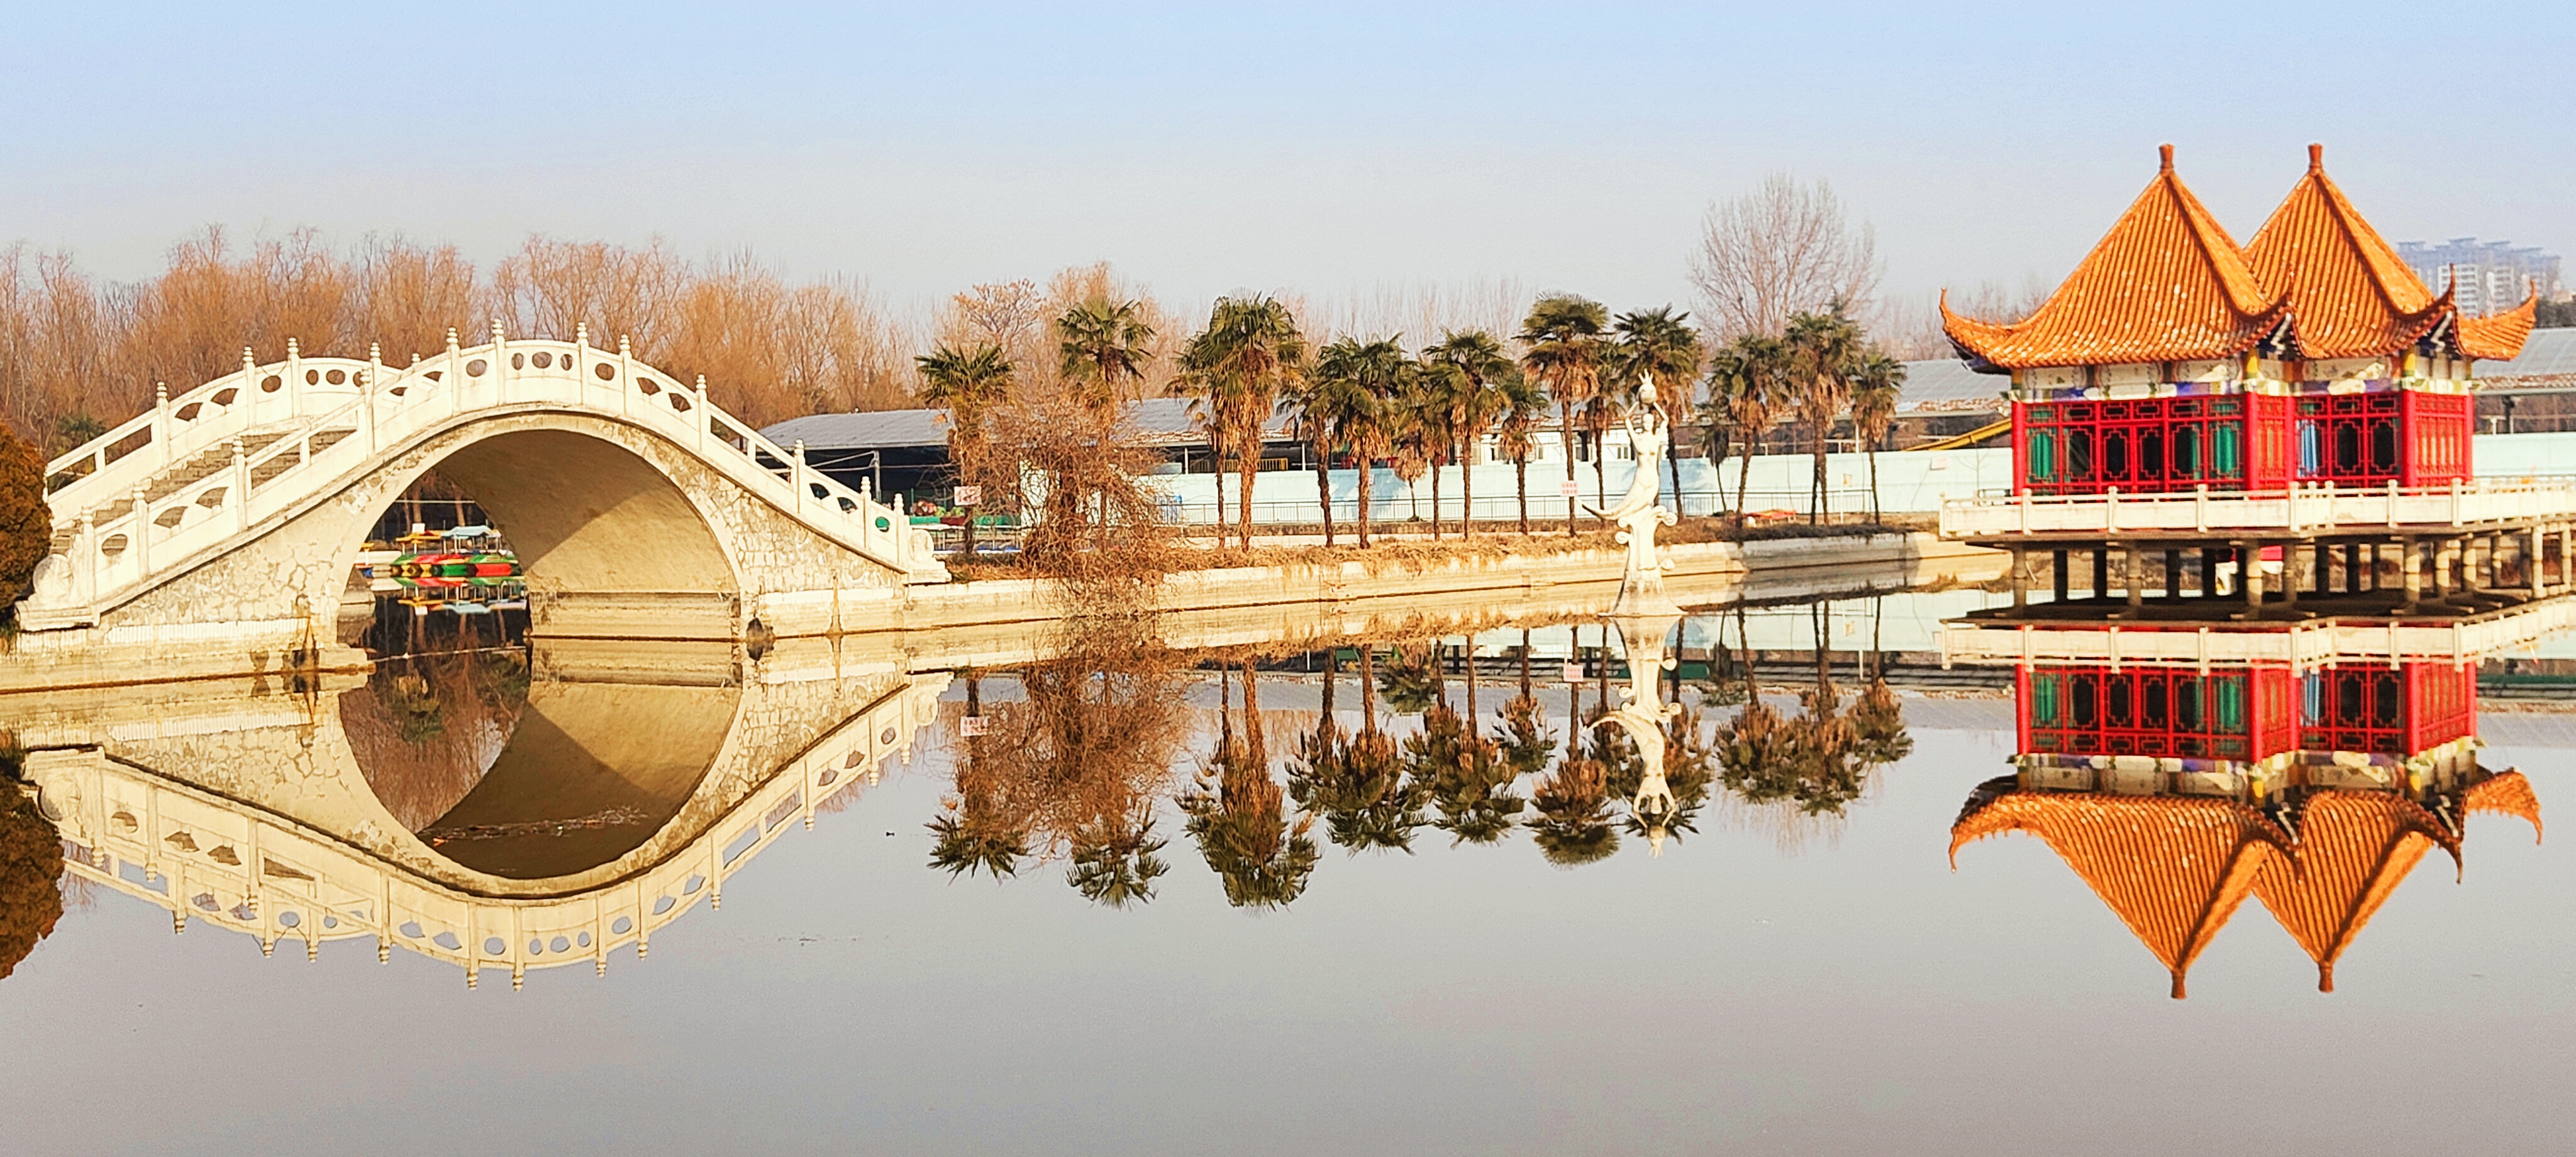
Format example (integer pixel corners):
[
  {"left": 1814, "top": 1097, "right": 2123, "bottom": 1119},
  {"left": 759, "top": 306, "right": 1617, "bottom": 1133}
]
[{"left": 4, "top": 588, "right": 2571, "bottom": 1155}]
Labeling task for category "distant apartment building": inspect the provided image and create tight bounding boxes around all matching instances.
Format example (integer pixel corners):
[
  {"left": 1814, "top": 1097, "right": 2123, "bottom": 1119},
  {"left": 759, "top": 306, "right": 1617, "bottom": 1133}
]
[{"left": 2397, "top": 237, "right": 2563, "bottom": 316}]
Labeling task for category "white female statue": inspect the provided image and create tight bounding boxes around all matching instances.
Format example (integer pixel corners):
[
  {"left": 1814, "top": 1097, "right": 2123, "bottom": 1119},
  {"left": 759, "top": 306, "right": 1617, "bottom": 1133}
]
[{"left": 1600, "top": 377, "right": 1680, "bottom": 617}]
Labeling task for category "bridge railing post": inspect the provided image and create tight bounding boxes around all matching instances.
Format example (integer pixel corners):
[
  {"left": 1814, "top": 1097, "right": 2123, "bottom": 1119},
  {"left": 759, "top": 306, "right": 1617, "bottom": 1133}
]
[
  {"left": 152, "top": 384, "right": 170, "bottom": 467},
  {"left": 75, "top": 511, "right": 95, "bottom": 607},
  {"left": 131, "top": 483, "right": 150, "bottom": 575},
  {"left": 230, "top": 438, "right": 248, "bottom": 533},
  {"left": 286, "top": 338, "right": 303, "bottom": 423},
  {"left": 365, "top": 344, "right": 383, "bottom": 456},
  {"left": 618, "top": 335, "right": 633, "bottom": 421}
]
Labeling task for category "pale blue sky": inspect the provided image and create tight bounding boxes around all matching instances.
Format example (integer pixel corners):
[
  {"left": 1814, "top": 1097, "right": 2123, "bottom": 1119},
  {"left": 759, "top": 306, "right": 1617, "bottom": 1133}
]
[{"left": 4, "top": 2, "right": 2570, "bottom": 323}]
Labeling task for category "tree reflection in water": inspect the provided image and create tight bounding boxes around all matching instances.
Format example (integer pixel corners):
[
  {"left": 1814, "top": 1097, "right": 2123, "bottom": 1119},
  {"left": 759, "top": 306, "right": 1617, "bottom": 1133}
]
[
  {"left": 1, "top": 748, "right": 65, "bottom": 980},
  {"left": 1287, "top": 649, "right": 1421, "bottom": 854},
  {"left": 1713, "top": 601, "right": 1910, "bottom": 837},
  {"left": 928, "top": 597, "right": 1916, "bottom": 904},
  {"left": 345, "top": 601, "right": 533, "bottom": 832},
  {"left": 1185, "top": 662, "right": 1319, "bottom": 908},
  {"left": 931, "top": 620, "right": 1187, "bottom": 905}
]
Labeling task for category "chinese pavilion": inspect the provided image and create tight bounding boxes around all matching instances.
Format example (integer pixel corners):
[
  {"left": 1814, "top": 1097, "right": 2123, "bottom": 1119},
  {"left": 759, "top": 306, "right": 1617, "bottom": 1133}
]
[
  {"left": 1945, "top": 144, "right": 2534, "bottom": 497},
  {"left": 1936, "top": 145, "right": 2573, "bottom": 619}
]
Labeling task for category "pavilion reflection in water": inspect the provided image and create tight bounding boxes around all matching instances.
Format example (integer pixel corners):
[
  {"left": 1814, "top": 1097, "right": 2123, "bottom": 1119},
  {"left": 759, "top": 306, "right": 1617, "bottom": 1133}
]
[{"left": 1946, "top": 613, "right": 2545, "bottom": 998}]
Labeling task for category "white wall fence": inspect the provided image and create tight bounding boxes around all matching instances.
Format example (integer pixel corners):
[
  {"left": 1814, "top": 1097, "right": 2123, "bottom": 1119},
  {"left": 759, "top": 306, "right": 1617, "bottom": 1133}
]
[{"left": 1142, "top": 431, "right": 2576, "bottom": 529}]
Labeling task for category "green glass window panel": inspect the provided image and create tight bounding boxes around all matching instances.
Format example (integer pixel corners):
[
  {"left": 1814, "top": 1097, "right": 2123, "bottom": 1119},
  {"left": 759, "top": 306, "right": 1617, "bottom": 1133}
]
[
  {"left": 2028, "top": 431, "right": 2057, "bottom": 480},
  {"left": 2216, "top": 675, "right": 2246, "bottom": 733},
  {"left": 2031, "top": 675, "right": 2060, "bottom": 724},
  {"left": 2214, "top": 423, "right": 2243, "bottom": 477}
]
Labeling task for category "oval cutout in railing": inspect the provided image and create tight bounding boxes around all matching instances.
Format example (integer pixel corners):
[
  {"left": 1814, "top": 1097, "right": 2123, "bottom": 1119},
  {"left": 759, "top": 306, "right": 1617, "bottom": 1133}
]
[
  {"left": 609, "top": 916, "right": 633, "bottom": 934},
  {"left": 465, "top": 359, "right": 489, "bottom": 377},
  {"left": 325, "top": 368, "right": 346, "bottom": 385},
  {"left": 260, "top": 376, "right": 282, "bottom": 393},
  {"left": 99, "top": 534, "right": 129, "bottom": 557},
  {"left": 483, "top": 937, "right": 506, "bottom": 955},
  {"left": 595, "top": 363, "right": 617, "bottom": 381},
  {"left": 533, "top": 352, "right": 554, "bottom": 369},
  {"left": 550, "top": 936, "right": 570, "bottom": 953},
  {"left": 303, "top": 370, "right": 319, "bottom": 385},
  {"left": 874, "top": 516, "right": 891, "bottom": 531},
  {"left": 510, "top": 353, "right": 525, "bottom": 370}
]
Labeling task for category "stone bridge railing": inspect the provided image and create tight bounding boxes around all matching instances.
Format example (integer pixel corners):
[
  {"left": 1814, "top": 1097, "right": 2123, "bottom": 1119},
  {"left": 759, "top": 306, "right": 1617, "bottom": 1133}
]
[{"left": 29, "top": 328, "right": 941, "bottom": 630}]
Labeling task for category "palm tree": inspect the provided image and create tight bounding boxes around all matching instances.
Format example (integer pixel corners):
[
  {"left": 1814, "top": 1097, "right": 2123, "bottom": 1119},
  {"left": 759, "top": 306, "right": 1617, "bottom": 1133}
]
[
  {"left": 1784, "top": 306, "right": 1863, "bottom": 525},
  {"left": 915, "top": 343, "right": 1016, "bottom": 562},
  {"left": 1847, "top": 351, "right": 1905, "bottom": 525},
  {"left": 1492, "top": 372, "right": 1550, "bottom": 534},
  {"left": 1704, "top": 334, "right": 1792, "bottom": 523},
  {"left": 1613, "top": 306, "right": 1706, "bottom": 515},
  {"left": 1516, "top": 295, "right": 1611, "bottom": 535},
  {"left": 1179, "top": 297, "right": 1307, "bottom": 549},
  {"left": 1055, "top": 298, "right": 1157, "bottom": 420},
  {"left": 1423, "top": 331, "right": 1517, "bottom": 537},
  {"left": 1306, "top": 338, "right": 1406, "bottom": 546}
]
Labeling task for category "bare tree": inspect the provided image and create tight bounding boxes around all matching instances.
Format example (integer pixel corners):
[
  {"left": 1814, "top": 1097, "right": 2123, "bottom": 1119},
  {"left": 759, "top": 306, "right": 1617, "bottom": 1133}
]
[{"left": 1688, "top": 174, "right": 1882, "bottom": 341}]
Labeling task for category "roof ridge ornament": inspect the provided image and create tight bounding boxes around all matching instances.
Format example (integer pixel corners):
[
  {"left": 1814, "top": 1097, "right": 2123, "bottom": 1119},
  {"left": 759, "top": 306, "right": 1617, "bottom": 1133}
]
[
  {"left": 2309, "top": 141, "right": 2324, "bottom": 172},
  {"left": 2159, "top": 143, "right": 2174, "bottom": 172}
]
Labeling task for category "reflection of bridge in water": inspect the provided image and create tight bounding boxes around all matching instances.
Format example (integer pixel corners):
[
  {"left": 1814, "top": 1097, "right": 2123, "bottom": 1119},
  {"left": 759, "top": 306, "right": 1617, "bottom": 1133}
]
[{"left": 19, "top": 650, "right": 947, "bottom": 989}]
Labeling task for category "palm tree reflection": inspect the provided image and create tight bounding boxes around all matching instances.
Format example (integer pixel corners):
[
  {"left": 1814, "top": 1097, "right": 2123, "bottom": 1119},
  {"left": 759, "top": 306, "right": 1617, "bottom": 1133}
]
[{"left": 1183, "top": 662, "right": 1320, "bottom": 909}]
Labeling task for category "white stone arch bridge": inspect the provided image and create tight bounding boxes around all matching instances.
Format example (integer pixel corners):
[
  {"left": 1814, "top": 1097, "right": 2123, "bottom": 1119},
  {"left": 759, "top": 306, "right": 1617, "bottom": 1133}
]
[{"left": 18, "top": 327, "right": 945, "bottom": 660}]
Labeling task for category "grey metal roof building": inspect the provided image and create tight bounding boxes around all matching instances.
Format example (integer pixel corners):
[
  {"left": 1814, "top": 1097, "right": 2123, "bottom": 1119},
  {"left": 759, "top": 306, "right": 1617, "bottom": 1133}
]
[{"left": 759, "top": 397, "right": 1295, "bottom": 453}]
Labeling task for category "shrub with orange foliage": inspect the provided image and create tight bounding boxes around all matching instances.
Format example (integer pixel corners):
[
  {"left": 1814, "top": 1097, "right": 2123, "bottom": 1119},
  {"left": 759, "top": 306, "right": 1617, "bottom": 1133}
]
[{"left": 0, "top": 421, "right": 47, "bottom": 606}]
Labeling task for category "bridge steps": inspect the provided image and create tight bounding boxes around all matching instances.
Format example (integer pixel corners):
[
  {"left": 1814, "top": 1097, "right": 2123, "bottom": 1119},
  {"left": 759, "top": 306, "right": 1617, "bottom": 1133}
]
[{"left": 47, "top": 428, "right": 297, "bottom": 553}]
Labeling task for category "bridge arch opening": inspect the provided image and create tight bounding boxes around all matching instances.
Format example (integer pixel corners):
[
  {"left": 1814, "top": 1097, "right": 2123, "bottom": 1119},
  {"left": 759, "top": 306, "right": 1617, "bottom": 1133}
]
[{"left": 343, "top": 427, "right": 745, "bottom": 880}]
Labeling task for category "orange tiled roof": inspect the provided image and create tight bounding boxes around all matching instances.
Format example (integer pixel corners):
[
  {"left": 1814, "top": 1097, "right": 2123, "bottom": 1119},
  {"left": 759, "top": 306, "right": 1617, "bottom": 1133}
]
[
  {"left": 2252, "top": 791, "right": 2452, "bottom": 993},
  {"left": 2463, "top": 770, "right": 2543, "bottom": 843},
  {"left": 1952, "top": 789, "right": 2289, "bottom": 999},
  {"left": 2458, "top": 295, "right": 2540, "bottom": 362},
  {"left": 1943, "top": 145, "right": 2289, "bottom": 371},
  {"left": 2245, "top": 145, "right": 2453, "bottom": 361}
]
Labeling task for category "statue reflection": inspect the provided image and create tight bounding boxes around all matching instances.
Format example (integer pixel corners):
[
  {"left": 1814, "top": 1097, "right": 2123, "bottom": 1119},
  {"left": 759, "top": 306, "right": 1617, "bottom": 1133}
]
[{"left": 1952, "top": 651, "right": 2543, "bottom": 998}]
